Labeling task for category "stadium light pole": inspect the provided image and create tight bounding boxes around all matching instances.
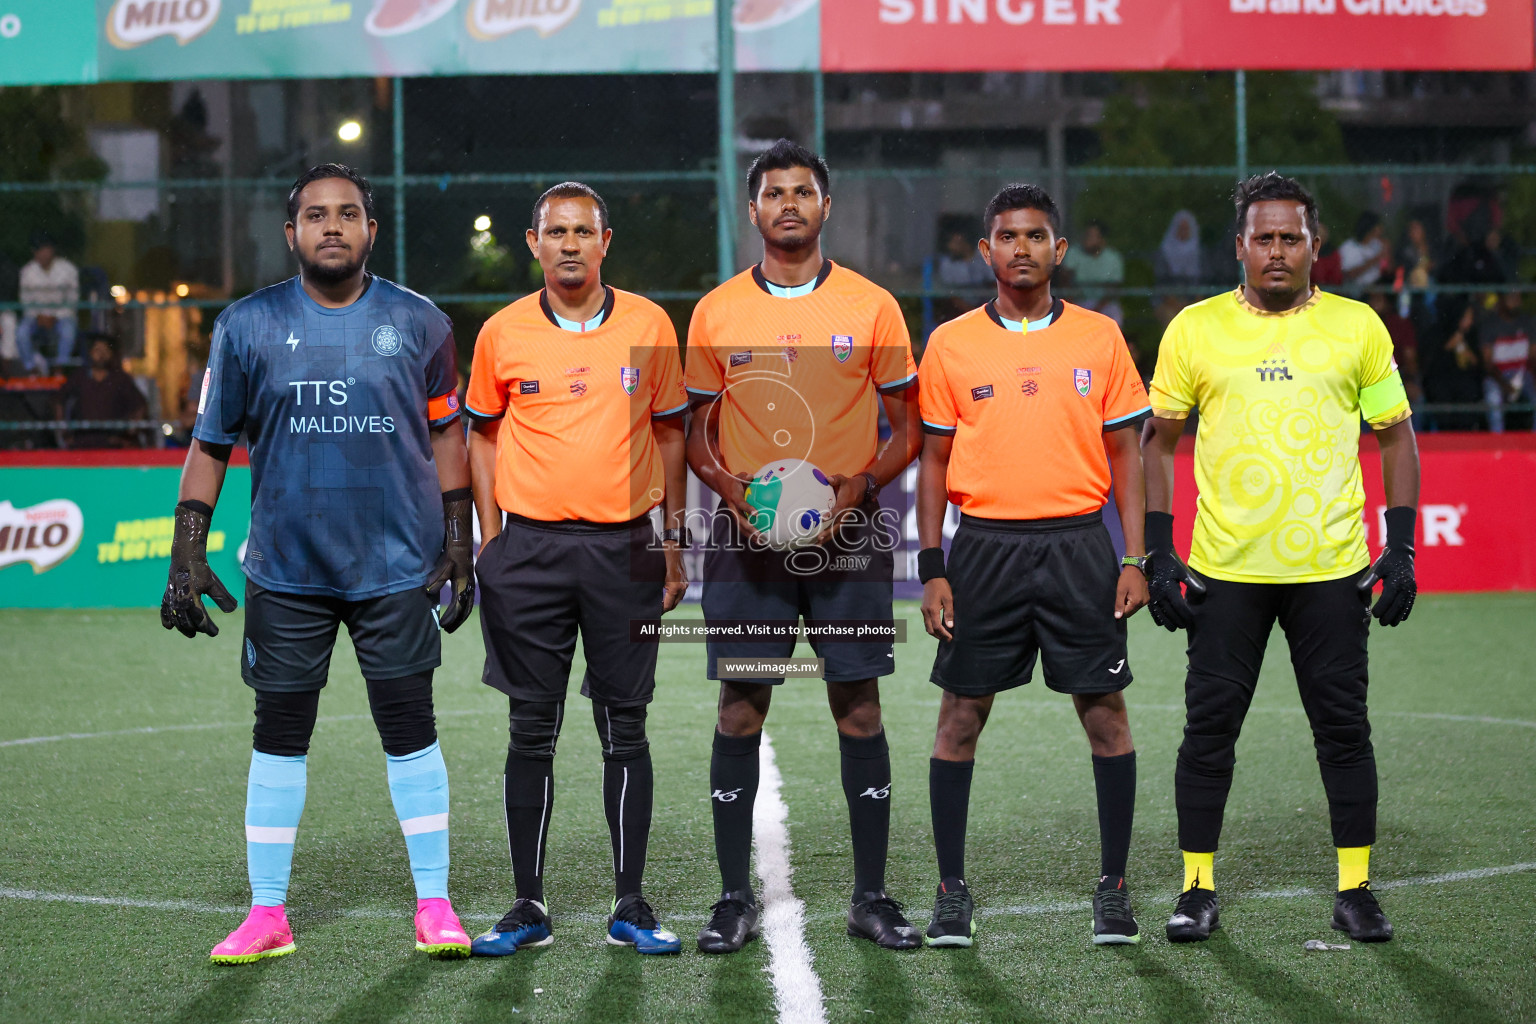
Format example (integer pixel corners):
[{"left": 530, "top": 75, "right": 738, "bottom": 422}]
[
  {"left": 1235, "top": 69, "right": 1249, "bottom": 183},
  {"left": 717, "top": 0, "right": 736, "bottom": 286},
  {"left": 393, "top": 77, "right": 408, "bottom": 287}
]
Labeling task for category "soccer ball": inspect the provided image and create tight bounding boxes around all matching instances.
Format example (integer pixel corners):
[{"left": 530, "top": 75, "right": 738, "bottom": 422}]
[{"left": 743, "top": 459, "right": 837, "bottom": 550}]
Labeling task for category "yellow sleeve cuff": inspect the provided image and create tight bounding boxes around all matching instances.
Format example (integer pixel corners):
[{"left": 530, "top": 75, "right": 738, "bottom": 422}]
[{"left": 1360, "top": 370, "right": 1410, "bottom": 426}]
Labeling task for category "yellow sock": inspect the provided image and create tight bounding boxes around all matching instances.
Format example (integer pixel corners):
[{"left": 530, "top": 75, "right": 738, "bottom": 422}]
[
  {"left": 1182, "top": 851, "right": 1214, "bottom": 891},
  {"left": 1338, "top": 846, "right": 1371, "bottom": 891}
]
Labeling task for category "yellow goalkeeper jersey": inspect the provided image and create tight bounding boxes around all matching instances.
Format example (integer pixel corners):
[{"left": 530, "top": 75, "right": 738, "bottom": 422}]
[{"left": 1149, "top": 288, "right": 1411, "bottom": 584}]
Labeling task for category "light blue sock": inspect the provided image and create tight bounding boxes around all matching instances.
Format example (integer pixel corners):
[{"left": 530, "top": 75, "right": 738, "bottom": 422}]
[
  {"left": 245, "top": 751, "right": 307, "bottom": 907},
  {"left": 386, "top": 741, "right": 450, "bottom": 900}
]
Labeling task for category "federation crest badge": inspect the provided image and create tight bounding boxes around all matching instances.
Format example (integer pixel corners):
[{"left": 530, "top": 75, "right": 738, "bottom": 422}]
[
  {"left": 620, "top": 366, "right": 639, "bottom": 395},
  {"left": 372, "top": 324, "right": 402, "bottom": 356},
  {"left": 832, "top": 334, "right": 853, "bottom": 362},
  {"left": 1074, "top": 367, "right": 1092, "bottom": 396}
]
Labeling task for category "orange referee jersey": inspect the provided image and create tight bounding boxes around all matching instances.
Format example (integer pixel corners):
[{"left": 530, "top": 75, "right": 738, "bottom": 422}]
[
  {"left": 466, "top": 286, "right": 686, "bottom": 523},
  {"left": 918, "top": 299, "right": 1150, "bottom": 519},
  {"left": 685, "top": 261, "right": 917, "bottom": 479}
]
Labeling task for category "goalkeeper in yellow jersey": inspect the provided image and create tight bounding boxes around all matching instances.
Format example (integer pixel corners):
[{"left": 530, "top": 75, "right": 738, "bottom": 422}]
[{"left": 1141, "top": 173, "right": 1420, "bottom": 943}]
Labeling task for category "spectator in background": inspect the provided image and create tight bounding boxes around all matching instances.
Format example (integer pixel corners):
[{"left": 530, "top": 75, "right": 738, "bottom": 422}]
[
  {"left": 16, "top": 236, "right": 80, "bottom": 374},
  {"left": 1311, "top": 222, "right": 1344, "bottom": 287},
  {"left": 1155, "top": 210, "right": 1203, "bottom": 287},
  {"left": 1425, "top": 302, "right": 1486, "bottom": 432},
  {"left": 56, "top": 332, "right": 148, "bottom": 449},
  {"left": 1443, "top": 226, "right": 1516, "bottom": 288},
  {"left": 1338, "top": 211, "right": 1389, "bottom": 289},
  {"left": 1062, "top": 219, "right": 1125, "bottom": 325},
  {"left": 1398, "top": 218, "right": 1437, "bottom": 293},
  {"left": 935, "top": 225, "right": 991, "bottom": 288},
  {"left": 1366, "top": 290, "right": 1424, "bottom": 420},
  {"left": 1478, "top": 290, "right": 1535, "bottom": 433}
]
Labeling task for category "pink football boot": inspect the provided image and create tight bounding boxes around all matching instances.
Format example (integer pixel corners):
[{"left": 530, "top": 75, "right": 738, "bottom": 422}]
[
  {"left": 415, "top": 897, "right": 471, "bottom": 959},
  {"left": 210, "top": 905, "right": 296, "bottom": 964}
]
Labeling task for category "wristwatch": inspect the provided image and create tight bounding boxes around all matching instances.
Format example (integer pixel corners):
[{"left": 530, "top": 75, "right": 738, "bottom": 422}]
[
  {"left": 662, "top": 527, "right": 691, "bottom": 547},
  {"left": 858, "top": 471, "right": 880, "bottom": 501},
  {"left": 1121, "top": 555, "right": 1148, "bottom": 573}
]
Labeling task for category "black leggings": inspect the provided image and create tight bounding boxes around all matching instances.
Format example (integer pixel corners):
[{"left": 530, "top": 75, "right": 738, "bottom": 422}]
[
  {"left": 253, "top": 672, "right": 437, "bottom": 757},
  {"left": 1175, "top": 572, "right": 1375, "bottom": 850}
]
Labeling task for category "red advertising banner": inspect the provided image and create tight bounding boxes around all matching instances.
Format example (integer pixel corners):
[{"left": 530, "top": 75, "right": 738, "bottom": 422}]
[
  {"left": 823, "top": 0, "right": 1535, "bottom": 72},
  {"left": 1169, "top": 435, "right": 1536, "bottom": 593}
]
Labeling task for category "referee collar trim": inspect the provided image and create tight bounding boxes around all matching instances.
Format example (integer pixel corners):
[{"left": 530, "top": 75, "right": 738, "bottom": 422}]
[
  {"left": 753, "top": 258, "right": 834, "bottom": 296},
  {"left": 1234, "top": 286, "right": 1321, "bottom": 318},
  {"left": 986, "top": 296, "right": 1064, "bottom": 332},
  {"left": 540, "top": 284, "right": 615, "bottom": 330}
]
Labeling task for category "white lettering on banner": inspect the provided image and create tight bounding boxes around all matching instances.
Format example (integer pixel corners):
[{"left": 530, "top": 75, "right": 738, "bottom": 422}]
[
  {"left": 880, "top": 0, "right": 1118, "bottom": 23},
  {"left": 0, "top": 13, "right": 21, "bottom": 39},
  {"left": 950, "top": 0, "right": 985, "bottom": 23},
  {"left": 1423, "top": 505, "right": 1465, "bottom": 547},
  {"left": 1044, "top": 0, "right": 1076, "bottom": 22},
  {"left": 468, "top": 0, "right": 579, "bottom": 39},
  {"left": 107, "top": 0, "right": 221, "bottom": 49},
  {"left": 0, "top": 500, "right": 84, "bottom": 574}
]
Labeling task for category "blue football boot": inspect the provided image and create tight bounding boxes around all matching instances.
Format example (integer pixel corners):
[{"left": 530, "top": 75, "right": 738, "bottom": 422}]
[
  {"left": 606, "top": 893, "right": 682, "bottom": 954},
  {"left": 471, "top": 898, "right": 553, "bottom": 956}
]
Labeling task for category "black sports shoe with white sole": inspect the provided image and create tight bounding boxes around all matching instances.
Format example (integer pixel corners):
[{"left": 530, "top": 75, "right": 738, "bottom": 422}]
[
  {"left": 924, "top": 877, "right": 975, "bottom": 948},
  {"left": 1092, "top": 875, "right": 1140, "bottom": 945}
]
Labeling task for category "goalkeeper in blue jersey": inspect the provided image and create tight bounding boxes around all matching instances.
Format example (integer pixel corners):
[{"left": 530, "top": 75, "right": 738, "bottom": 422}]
[{"left": 162, "top": 164, "right": 477, "bottom": 963}]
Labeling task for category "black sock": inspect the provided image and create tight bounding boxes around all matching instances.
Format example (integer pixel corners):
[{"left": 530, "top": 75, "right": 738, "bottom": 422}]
[
  {"left": 841, "top": 730, "right": 891, "bottom": 898},
  {"left": 504, "top": 750, "right": 554, "bottom": 902},
  {"left": 604, "top": 752, "right": 653, "bottom": 900},
  {"left": 711, "top": 730, "right": 761, "bottom": 895},
  {"left": 929, "top": 757, "right": 974, "bottom": 881},
  {"left": 1093, "top": 751, "right": 1137, "bottom": 878}
]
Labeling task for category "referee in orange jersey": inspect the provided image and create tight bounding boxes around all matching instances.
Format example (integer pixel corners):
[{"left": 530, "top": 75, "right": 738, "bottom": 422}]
[
  {"left": 464, "top": 183, "right": 689, "bottom": 956},
  {"left": 917, "top": 184, "right": 1152, "bottom": 948}
]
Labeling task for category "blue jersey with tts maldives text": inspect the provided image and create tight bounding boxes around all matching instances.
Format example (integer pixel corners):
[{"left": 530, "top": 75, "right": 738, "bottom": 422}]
[{"left": 193, "top": 275, "right": 461, "bottom": 600}]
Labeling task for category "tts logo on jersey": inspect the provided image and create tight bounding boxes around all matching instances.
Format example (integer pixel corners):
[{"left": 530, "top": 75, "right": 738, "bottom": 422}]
[
  {"left": 1255, "top": 358, "right": 1293, "bottom": 382},
  {"left": 289, "top": 379, "right": 353, "bottom": 405}
]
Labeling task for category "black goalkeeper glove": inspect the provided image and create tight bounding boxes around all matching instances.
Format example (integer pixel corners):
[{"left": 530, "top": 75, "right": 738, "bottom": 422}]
[
  {"left": 1358, "top": 505, "right": 1417, "bottom": 627},
  {"left": 1144, "top": 511, "right": 1206, "bottom": 632},
  {"left": 161, "top": 499, "right": 238, "bottom": 638},
  {"left": 425, "top": 487, "right": 475, "bottom": 633}
]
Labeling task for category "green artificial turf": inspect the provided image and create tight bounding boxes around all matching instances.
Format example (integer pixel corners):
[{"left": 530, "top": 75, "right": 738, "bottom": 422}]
[{"left": 1, "top": 595, "right": 1532, "bottom": 1023}]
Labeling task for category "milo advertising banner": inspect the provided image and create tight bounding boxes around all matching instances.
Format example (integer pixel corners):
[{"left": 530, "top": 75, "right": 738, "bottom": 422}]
[
  {"left": 93, "top": 0, "right": 818, "bottom": 80},
  {"left": 0, "top": 459, "right": 251, "bottom": 609}
]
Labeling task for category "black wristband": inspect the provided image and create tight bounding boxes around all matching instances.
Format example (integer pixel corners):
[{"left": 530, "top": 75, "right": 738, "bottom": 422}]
[
  {"left": 177, "top": 499, "right": 214, "bottom": 518},
  {"left": 1145, "top": 510, "right": 1174, "bottom": 552},
  {"left": 1383, "top": 505, "right": 1416, "bottom": 550},
  {"left": 859, "top": 471, "right": 879, "bottom": 501},
  {"left": 441, "top": 487, "right": 473, "bottom": 505},
  {"left": 917, "top": 547, "right": 946, "bottom": 583}
]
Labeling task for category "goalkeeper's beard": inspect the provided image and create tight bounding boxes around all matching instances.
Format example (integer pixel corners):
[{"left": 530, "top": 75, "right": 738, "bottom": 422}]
[{"left": 297, "top": 238, "right": 372, "bottom": 285}]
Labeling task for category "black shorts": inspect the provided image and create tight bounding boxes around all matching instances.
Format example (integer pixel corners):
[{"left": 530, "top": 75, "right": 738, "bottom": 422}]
[
  {"left": 931, "top": 513, "right": 1131, "bottom": 697},
  {"left": 241, "top": 579, "right": 442, "bottom": 691},
  {"left": 702, "top": 499, "right": 896, "bottom": 685},
  {"left": 476, "top": 513, "right": 665, "bottom": 708}
]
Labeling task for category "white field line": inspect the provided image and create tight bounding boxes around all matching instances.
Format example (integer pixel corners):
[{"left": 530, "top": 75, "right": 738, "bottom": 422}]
[
  {"left": 4, "top": 862, "right": 1533, "bottom": 931},
  {"left": 976, "top": 861, "right": 1536, "bottom": 919},
  {"left": 754, "top": 731, "right": 827, "bottom": 1024},
  {"left": 0, "top": 709, "right": 488, "bottom": 748}
]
